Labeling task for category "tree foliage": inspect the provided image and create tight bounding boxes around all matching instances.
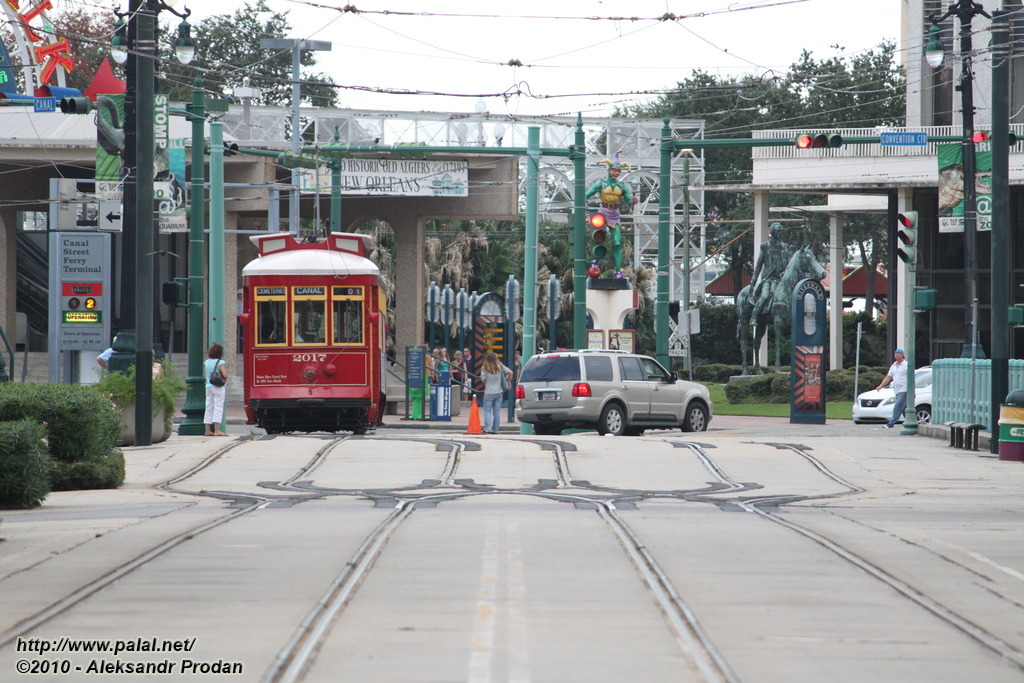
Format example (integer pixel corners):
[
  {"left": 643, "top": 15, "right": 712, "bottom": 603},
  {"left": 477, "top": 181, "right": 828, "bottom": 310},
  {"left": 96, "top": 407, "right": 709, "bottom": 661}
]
[
  {"left": 45, "top": 7, "right": 118, "bottom": 94},
  {"left": 159, "top": 0, "right": 337, "bottom": 107},
  {"left": 628, "top": 42, "right": 905, "bottom": 290}
]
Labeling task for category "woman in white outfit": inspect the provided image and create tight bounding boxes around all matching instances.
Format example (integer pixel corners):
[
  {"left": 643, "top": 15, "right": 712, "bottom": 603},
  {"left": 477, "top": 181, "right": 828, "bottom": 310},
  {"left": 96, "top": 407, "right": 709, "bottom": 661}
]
[{"left": 203, "top": 343, "right": 229, "bottom": 436}]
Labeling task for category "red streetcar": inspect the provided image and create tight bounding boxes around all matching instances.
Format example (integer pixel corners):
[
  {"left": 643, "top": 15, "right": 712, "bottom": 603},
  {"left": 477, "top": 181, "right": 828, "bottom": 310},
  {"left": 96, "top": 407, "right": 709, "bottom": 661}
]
[{"left": 240, "top": 232, "right": 386, "bottom": 434}]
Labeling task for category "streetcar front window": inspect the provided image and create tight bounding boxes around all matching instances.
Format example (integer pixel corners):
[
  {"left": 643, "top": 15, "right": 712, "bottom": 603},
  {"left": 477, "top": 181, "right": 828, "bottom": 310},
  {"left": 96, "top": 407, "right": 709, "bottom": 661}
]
[{"left": 294, "top": 300, "right": 326, "bottom": 345}]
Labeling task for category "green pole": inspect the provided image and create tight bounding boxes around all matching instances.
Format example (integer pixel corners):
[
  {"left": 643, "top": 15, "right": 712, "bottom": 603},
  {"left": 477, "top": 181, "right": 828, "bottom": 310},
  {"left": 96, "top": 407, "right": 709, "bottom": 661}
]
[
  {"left": 178, "top": 76, "right": 207, "bottom": 435},
  {"left": 133, "top": 0, "right": 157, "bottom": 447},
  {"left": 209, "top": 121, "right": 225, "bottom": 346},
  {"left": 990, "top": 9, "right": 1010, "bottom": 452},
  {"left": 331, "top": 126, "right": 342, "bottom": 232},
  {"left": 901, "top": 272, "right": 919, "bottom": 436},
  {"left": 521, "top": 127, "right": 540, "bottom": 434},
  {"left": 572, "top": 114, "right": 587, "bottom": 349},
  {"left": 656, "top": 112, "right": 672, "bottom": 367}
]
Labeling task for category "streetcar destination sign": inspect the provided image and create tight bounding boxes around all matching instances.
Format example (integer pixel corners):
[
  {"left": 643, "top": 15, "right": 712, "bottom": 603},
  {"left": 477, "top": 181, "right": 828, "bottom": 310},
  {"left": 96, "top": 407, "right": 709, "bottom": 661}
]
[{"left": 880, "top": 132, "right": 928, "bottom": 146}]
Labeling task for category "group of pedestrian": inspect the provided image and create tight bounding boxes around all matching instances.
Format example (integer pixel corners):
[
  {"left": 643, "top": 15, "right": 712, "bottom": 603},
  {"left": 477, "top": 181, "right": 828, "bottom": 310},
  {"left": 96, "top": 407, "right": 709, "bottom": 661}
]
[
  {"left": 99, "top": 335, "right": 521, "bottom": 437},
  {"left": 424, "top": 346, "right": 520, "bottom": 433}
]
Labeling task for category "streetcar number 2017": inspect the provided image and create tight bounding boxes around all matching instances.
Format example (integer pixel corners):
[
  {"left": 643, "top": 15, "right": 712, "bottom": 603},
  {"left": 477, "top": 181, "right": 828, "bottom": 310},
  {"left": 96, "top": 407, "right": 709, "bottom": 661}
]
[{"left": 293, "top": 353, "right": 327, "bottom": 362}]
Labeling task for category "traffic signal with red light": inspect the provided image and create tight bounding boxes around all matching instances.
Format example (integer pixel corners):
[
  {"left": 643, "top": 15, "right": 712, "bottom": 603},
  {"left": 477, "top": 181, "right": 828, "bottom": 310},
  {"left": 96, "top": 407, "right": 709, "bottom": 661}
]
[
  {"left": 896, "top": 211, "right": 919, "bottom": 266},
  {"left": 588, "top": 212, "right": 609, "bottom": 261},
  {"left": 795, "top": 132, "right": 844, "bottom": 149},
  {"left": 970, "top": 131, "right": 1018, "bottom": 145}
]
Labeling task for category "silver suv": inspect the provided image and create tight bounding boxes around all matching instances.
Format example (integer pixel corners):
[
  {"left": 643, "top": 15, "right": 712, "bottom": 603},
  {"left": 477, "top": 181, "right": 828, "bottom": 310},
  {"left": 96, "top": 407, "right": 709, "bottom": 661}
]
[{"left": 515, "top": 349, "right": 712, "bottom": 436}]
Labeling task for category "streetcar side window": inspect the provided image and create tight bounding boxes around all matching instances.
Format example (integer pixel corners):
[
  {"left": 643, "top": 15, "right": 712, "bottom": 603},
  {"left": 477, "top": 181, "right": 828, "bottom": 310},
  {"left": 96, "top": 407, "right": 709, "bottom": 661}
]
[
  {"left": 334, "top": 300, "right": 363, "bottom": 344},
  {"left": 332, "top": 287, "right": 363, "bottom": 346},
  {"left": 254, "top": 288, "right": 287, "bottom": 346}
]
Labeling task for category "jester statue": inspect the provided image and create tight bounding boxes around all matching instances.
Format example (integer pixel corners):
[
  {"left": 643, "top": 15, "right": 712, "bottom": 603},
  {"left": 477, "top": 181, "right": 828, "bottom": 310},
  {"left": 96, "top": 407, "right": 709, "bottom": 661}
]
[{"left": 585, "top": 152, "right": 635, "bottom": 277}]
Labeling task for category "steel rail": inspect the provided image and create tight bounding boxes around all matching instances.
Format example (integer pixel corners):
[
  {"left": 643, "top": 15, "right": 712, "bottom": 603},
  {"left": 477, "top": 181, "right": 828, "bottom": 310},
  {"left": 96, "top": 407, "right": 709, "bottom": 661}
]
[
  {"left": 732, "top": 444, "right": 1024, "bottom": 669},
  {"left": 0, "top": 438, "right": 260, "bottom": 649}
]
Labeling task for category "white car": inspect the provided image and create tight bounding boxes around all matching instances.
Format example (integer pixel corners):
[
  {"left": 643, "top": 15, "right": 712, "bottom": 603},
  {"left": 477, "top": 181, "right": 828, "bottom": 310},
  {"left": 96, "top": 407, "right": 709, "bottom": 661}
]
[{"left": 853, "top": 366, "right": 932, "bottom": 425}]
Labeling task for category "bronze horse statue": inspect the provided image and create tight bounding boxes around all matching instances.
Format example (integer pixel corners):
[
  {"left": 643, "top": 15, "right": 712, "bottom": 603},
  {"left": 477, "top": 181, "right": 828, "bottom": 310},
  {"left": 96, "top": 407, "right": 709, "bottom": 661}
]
[{"left": 736, "top": 244, "right": 827, "bottom": 375}]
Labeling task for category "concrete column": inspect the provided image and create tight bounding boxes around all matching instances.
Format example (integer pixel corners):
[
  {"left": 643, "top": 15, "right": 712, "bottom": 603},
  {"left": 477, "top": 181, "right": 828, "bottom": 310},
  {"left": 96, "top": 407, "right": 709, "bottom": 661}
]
[
  {"left": 0, "top": 209, "right": 16, "bottom": 342},
  {"left": 394, "top": 217, "right": 426, "bottom": 357},
  {"left": 829, "top": 213, "right": 845, "bottom": 370},
  {"left": 223, "top": 216, "right": 241, "bottom": 402},
  {"left": 753, "top": 191, "right": 770, "bottom": 369}
]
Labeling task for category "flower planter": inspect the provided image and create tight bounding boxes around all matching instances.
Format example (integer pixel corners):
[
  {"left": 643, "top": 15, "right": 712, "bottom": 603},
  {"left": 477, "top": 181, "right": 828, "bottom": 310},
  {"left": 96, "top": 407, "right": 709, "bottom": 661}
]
[{"left": 117, "top": 404, "right": 168, "bottom": 446}]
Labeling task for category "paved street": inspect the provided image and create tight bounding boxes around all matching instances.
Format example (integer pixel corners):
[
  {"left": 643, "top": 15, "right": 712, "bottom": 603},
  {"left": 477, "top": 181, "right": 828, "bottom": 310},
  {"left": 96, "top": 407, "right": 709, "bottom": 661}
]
[{"left": 1, "top": 416, "right": 1022, "bottom": 682}]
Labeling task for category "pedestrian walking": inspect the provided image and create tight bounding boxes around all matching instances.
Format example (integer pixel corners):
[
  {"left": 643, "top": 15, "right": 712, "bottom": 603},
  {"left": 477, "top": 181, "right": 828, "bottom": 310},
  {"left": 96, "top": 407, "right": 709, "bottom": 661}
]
[
  {"left": 877, "top": 348, "right": 908, "bottom": 429},
  {"left": 480, "top": 351, "right": 513, "bottom": 434},
  {"left": 204, "top": 343, "right": 229, "bottom": 436}
]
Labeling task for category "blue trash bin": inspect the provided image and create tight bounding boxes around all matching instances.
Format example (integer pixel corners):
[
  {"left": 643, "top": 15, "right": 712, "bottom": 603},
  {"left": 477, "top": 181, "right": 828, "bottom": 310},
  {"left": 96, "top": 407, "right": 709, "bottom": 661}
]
[{"left": 430, "top": 370, "right": 452, "bottom": 422}]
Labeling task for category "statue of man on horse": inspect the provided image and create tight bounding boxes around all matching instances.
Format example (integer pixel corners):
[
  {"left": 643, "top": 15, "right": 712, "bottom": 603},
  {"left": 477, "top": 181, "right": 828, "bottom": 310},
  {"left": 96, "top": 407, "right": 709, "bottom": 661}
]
[{"left": 736, "top": 226, "right": 826, "bottom": 375}]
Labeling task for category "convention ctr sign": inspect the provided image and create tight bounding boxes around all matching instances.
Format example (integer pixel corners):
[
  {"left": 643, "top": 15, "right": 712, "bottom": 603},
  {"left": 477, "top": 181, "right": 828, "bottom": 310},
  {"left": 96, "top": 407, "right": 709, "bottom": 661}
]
[{"left": 300, "top": 159, "right": 469, "bottom": 197}]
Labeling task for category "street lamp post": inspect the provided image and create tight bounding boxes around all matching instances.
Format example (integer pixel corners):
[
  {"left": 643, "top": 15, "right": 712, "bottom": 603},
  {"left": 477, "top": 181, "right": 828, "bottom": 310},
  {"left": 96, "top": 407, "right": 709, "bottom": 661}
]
[
  {"left": 927, "top": 0, "right": 991, "bottom": 358},
  {"left": 110, "top": 0, "right": 195, "bottom": 446},
  {"left": 259, "top": 38, "right": 331, "bottom": 235}
]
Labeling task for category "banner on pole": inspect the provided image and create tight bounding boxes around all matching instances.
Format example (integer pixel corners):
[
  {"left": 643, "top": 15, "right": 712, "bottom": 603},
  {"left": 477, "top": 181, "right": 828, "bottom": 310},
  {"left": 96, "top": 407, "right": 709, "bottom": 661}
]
[{"left": 938, "top": 142, "right": 992, "bottom": 233}]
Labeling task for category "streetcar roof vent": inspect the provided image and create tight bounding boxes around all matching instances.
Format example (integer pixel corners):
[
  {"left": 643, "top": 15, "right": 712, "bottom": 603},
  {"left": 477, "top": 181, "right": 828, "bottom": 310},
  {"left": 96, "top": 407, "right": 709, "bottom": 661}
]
[{"left": 249, "top": 232, "right": 376, "bottom": 259}]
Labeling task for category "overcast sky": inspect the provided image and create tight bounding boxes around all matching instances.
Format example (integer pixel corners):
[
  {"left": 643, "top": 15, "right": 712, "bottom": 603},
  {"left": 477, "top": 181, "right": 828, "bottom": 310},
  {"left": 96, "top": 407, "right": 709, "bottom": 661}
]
[{"left": 105, "top": 0, "right": 905, "bottom": 117}]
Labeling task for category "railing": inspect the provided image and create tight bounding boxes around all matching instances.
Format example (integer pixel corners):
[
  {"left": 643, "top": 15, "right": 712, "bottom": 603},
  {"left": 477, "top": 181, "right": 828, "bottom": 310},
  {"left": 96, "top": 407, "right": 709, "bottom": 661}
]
[{"left": 932, "top": 358, "right": 1024, "bottom": 428}]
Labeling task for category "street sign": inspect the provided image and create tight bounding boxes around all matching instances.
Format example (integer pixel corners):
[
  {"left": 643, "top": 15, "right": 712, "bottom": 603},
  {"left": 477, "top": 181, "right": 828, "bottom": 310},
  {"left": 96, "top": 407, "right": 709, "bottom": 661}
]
[
  {"left": 98, "top": 199, "right": 122, "bottom": 232},
  {"left": 48, "top": 232, "right": 111, "bottom": 352},
  {"left": 880, "top": 132, "right": 928, "bottom": 146},
  {"left": 34, "top": 97, "right": 55, "bottom": 113}
]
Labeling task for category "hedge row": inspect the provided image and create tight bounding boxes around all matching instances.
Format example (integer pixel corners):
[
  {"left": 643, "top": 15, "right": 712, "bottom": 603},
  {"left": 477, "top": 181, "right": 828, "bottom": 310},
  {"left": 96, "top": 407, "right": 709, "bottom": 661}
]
[
  {"left": 0, "top": 383, "right": 125, "bottom": 508},
  {"left": 721, "top": 368, "right": 889, "bottom": 404}
]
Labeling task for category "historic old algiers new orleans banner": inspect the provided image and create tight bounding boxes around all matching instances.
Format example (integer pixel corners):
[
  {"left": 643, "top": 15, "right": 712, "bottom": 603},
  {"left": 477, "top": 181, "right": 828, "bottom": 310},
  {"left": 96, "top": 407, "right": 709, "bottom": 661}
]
[{"left": 937, "top": 142, "right": 993, "bottom": 233}]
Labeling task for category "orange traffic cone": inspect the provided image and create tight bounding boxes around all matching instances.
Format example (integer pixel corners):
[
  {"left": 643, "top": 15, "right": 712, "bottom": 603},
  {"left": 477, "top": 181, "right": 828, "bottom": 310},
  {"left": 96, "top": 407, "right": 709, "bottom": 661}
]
[{"left": 466, "top": 396, "right": 483, "bottom": 434}]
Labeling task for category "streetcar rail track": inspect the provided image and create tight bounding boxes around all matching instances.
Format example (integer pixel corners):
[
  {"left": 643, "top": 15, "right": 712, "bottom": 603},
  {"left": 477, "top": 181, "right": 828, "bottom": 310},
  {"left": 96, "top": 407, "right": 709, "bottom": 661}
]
[
  {"left": 0, "top": 437, "right": 264, "bottom": 649},
  {"left": 715, "top": 442, "right": 1024, "bottom": 669}
]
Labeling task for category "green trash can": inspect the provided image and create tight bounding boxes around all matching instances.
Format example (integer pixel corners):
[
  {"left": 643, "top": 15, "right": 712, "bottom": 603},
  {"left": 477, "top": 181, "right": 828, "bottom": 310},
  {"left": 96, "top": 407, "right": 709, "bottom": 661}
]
[{"left": 998, "top": 390, "right": 1024, "bottom": 461}]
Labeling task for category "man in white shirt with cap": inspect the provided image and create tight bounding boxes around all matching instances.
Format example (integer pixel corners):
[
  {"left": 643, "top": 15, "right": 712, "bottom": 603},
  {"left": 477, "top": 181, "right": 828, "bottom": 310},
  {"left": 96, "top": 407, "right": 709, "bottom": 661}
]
[{"left": 877, "top": 348, "right": 908, "bottom": 429}]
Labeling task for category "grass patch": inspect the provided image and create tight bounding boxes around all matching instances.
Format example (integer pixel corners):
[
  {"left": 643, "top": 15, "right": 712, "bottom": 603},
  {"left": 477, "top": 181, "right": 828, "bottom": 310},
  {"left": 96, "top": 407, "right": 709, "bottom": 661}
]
[{"left": 704, "top": 383, "right": 853, "bottom": 420}]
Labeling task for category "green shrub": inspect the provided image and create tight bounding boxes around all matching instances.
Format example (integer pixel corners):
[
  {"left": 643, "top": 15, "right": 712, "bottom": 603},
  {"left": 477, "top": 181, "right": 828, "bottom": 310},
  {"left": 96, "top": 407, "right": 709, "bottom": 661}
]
[
  {"left": 51, "top": 450, "right": 125, "bottom": 491},
  {"left": 693, "top": 364, "right": 745, "bottom": 383},
  {"left": 92, "top": 361, "right": 187, "bottom": 435},
  {"left": 0, "top": 420, "right": 52, "bottom": 508},
  {"left": 0, "top": 383, "right": 121, "bottom": 463},
  {"left": 725, "top": 375, "right": 785, "bottom": 403},
  {"left": 724, "top": 368, "right": 880, "bottom": 404}
]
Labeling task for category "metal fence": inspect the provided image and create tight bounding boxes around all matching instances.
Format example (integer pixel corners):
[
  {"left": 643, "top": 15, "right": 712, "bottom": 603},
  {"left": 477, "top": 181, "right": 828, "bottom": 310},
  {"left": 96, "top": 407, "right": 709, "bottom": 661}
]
[{"left": 932, "top": 358, "right": 1024, "bottom": 427}]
